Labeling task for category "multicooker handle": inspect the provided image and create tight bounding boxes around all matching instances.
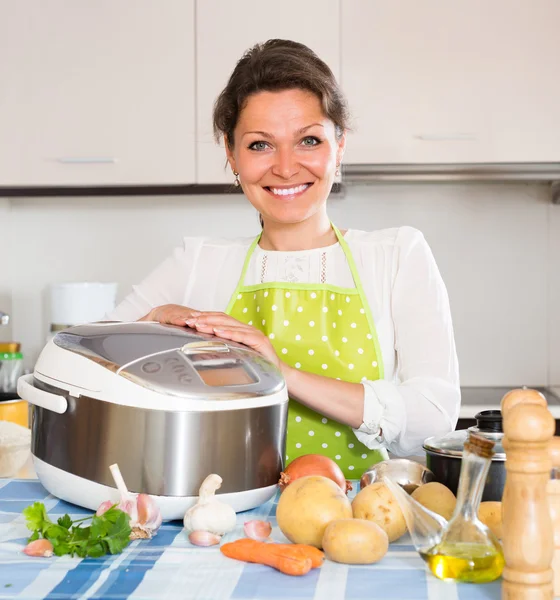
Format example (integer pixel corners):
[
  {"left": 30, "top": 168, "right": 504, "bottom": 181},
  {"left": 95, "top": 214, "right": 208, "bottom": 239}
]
[{"left": 17, "top": 374, "right": 68, "bottom": 414}]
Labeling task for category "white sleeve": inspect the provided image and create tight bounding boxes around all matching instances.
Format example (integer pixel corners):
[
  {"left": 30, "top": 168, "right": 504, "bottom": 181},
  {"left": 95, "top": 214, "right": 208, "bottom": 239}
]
[
  {"left": 105, "top": 237, "right": 204, "bottom": 322},
  {"left": 352, "top": 227, "right": 460, "bottom": 456}
]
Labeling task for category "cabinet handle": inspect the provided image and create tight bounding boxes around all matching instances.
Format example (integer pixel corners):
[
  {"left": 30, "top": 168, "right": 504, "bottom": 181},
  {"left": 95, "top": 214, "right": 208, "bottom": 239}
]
[
  {"left": 56, "top": 157, "right": 117, "bottom": 164},
  {"left": 414, "top": 133, "right": 477, "bottom": 141}
]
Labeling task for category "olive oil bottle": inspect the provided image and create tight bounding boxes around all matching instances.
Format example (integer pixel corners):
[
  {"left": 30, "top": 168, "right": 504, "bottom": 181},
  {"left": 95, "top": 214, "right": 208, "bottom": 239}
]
[
  {"left": 421, "top": 541, "right": 504, "bottom": 583},
  {"left": 421, "top": 433, "right": 504, "bottom": 583}
]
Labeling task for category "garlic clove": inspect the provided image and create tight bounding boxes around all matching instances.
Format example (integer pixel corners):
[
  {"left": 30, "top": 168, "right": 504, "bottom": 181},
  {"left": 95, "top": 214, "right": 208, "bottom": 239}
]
[
  {"left": 244, "top": 520, "right": 272, "bottom": 542},
  {"left": 188, "top": 531, "right": 222, "bottom": 547},
  {"left": 131, "top": 493, "right": 163, "bottom": 539},
  {"left": 137, "top": 493, "right": 163, "bottom": 530},
  {"left": 24, "top": 539, "right": 54, "bottom": 557},
  {"left": 96, "top": 500, "right": 114, "bottom": 517},
  {"left": 118, "top": 498, "right": 138, "bottom": 523}
]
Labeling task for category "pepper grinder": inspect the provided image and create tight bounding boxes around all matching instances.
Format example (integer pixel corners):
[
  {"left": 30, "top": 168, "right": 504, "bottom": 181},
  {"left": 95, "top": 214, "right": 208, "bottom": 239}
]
[
  {"left": 548, "top": 437, "right": 560, "bottom": 597},
  {"left": 501, "top": 392, "right": 555, "bottom": 600}
]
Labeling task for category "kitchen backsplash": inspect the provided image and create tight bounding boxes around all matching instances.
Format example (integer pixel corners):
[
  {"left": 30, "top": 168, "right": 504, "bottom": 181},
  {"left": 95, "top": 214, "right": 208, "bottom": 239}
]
[
  {"left": 3, "top": 182, "right": 559, "bottom": 387},
  {"left": 0, "top": 199, "right": 11, "bottom": 336}
]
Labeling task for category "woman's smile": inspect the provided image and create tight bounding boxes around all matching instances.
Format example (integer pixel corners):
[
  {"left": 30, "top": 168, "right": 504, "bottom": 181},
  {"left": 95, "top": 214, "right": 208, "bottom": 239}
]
[{"left": 264, "top": 182, "right": 314, "bottom": 200}]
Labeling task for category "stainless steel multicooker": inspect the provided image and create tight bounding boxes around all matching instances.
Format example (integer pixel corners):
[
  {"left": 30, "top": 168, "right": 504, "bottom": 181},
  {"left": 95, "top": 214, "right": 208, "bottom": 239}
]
[{"left": 18, "top": 322, "right": 288, "bottom": 519}]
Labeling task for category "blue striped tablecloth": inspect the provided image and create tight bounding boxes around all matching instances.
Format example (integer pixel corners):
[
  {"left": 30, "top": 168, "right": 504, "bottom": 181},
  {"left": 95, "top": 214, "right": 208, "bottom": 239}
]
[{"left": 0, "top": 478, "right": 501, "bottom": 600}]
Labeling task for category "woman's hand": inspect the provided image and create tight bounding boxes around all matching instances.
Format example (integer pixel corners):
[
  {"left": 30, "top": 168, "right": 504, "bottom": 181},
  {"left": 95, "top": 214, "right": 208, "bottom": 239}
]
[
  {"left": 139, "top": 304, "right": 201, "bottom": 326},
  {"left": 185, "top": 312, "right": 284, "bottom": 371},
  {"left": 185, "top": 311, "right": 367, "bottom": 430},
  {"left": 141, "top": 308, "right": 367, "bottom": 430}
]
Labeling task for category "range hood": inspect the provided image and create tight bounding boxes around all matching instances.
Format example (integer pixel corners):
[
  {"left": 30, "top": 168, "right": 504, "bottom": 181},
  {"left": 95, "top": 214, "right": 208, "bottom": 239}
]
[{"left": 342, "top": 163, "right": 560, "bottom": 203}]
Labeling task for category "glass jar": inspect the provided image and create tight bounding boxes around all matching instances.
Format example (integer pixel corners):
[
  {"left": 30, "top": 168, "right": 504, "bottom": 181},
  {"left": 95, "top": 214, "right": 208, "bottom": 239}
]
[{"left": 420, "top": 432, "right": 505, "bottom": 583}]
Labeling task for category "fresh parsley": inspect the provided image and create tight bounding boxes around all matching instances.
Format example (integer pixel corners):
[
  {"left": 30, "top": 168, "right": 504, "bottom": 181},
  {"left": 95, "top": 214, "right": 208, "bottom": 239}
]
[{"left": 23, "top": 502, "right": 132, "bottom": 558}]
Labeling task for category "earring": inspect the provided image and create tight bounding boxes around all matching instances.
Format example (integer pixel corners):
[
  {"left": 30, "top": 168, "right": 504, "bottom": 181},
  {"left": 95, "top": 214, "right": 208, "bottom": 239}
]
[
  {"left": 233, "top": 171, "right": 240, "bottom": 187},
  {"left": 335, "top": 162, "right": 341, "bottom": 178}
]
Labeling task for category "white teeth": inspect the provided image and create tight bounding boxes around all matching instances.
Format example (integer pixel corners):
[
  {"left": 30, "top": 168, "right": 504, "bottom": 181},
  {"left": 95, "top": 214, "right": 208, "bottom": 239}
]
[{"left": 270, "top": 184, "right": 309, "bottom": 196}]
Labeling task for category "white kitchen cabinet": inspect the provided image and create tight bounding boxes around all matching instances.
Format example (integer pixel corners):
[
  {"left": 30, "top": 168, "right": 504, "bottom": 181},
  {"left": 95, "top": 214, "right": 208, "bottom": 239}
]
[
  {"left": 341, "top": 1, "right": 560, "bottom": 165},
  {"left": 0, "top": 1, "right": 195, "bottom": 186},
  {"left": 195, "top": 0, "right": 340, "bottom": 184}
]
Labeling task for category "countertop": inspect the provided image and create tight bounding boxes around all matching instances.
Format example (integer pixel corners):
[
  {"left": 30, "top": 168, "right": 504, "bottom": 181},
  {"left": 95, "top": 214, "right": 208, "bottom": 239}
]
[
  {"left": 0, "top": 477, "right": 501, "bottom": 600},
  {"left": 459, "top": 386, "right": 560, "bottom": 419}
]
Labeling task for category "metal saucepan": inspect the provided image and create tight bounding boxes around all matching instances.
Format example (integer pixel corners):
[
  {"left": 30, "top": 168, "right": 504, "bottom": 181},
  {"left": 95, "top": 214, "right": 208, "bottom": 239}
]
[{"left": 423, "top": 410, "right": 505, "bottom": 502}]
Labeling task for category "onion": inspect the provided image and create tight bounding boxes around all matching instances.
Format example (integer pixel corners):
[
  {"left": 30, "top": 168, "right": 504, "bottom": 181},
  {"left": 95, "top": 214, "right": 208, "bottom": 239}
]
[{"left": 279, "top": 454, "right": 352, "bottom": 494}]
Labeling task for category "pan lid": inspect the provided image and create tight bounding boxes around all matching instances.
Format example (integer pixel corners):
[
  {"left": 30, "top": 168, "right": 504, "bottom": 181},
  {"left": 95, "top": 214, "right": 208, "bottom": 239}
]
[
  {"left": 52, "top": 322, "right": 285, "bottom": 401},
  {"left": 423, "top": 410, "right": 506, "bottom": 460}
]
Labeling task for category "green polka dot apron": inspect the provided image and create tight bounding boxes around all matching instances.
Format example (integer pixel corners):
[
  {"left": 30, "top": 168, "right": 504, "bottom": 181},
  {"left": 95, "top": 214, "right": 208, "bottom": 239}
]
[{"left": 225, "top": 224, "right": 389, "bottom": 478}]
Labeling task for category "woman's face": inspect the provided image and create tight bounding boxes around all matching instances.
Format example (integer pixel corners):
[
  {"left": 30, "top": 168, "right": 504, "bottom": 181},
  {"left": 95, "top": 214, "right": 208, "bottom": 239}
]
[{"left": 226, "top": 89, "right": 345, "bottom": 226}]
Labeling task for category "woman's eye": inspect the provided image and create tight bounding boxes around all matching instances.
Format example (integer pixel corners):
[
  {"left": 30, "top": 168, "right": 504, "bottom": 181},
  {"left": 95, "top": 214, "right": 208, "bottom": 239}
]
[
  {"left": 248, "top": 141, "right": 269, "bottom": 151},
  {"left": 301, "top": 136, "right": 321, "bottom": 147}
]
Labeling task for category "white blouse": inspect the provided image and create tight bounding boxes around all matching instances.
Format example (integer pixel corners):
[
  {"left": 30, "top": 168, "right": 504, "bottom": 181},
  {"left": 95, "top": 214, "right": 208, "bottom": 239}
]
[{"left": 106, "top": 226, "right": 461, "bottom": 457}]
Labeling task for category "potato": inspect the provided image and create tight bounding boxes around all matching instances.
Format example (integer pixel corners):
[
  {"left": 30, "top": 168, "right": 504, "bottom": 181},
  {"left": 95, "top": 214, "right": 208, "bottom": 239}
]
[
  {"left": 478, "top": 501, "right": 503, "bottom": 540},
  {"left": 351, "top": 482, "right": 407, "bottom": 542},
  {"left": 276, "top": 475, "right": 353, "bottom": 548},
  {"left": 411, "top": 482, "right": 456, "bottom": 520},
  {"left": 322, "top": 518, "right": 389, "bottom": 564}
]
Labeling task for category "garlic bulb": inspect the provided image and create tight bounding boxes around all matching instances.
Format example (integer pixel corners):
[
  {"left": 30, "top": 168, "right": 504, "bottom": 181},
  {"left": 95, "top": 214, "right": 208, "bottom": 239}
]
[
  {"left": 97, "top": 464, "right": 162, "bottom": 540},
  {"left": 183, "top": 474, "right": 236, "bottom": 536}
]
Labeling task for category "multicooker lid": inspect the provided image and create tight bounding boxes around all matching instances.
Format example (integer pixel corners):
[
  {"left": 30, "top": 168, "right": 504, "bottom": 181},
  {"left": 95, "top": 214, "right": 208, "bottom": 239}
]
[{"left": 51, "top": 322, "right": 284, "bottom": 401}]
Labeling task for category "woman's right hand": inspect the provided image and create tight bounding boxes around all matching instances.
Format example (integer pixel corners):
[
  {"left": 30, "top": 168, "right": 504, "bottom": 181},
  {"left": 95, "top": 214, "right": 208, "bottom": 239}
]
[{"left": 139, "top": 304, "right": 200, "bottom": 327}]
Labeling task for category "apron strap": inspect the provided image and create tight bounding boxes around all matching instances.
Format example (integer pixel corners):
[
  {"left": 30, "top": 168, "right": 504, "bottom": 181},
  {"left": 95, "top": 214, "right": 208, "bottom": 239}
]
[
  {"left": 225, "top": 233, "right": 261, "bottom": 314},
  {"left": 332, "top": 222, "right": 385, "bottom": 379}
]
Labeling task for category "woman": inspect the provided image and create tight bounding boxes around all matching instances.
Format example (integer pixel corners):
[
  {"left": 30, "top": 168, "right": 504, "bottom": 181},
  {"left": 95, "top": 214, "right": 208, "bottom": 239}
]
[{"left": 107, "top": 39, "right": 460, "bottom": 477}]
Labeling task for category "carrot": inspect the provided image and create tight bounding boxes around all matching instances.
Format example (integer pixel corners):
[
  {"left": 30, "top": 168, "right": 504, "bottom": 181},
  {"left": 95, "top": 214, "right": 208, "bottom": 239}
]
[
  {"left": 220, "top": 539, "right": 313, "bottom": 576},
  {"left": 275, "top": 543, "right": 325, "bottom": 568}
]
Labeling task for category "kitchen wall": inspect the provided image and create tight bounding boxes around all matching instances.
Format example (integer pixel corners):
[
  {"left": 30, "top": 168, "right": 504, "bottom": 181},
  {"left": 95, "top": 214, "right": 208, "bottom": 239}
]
[
  {"left": 0, "top": 199, "right": 12, "bottom": 340},
  {"left": 5, "top": 182, "right": 559, "bottom": 387}
]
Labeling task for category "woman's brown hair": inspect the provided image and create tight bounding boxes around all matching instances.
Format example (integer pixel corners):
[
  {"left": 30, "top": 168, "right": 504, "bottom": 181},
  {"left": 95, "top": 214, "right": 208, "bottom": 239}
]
[{"left": 213, "top": 39, "right": 349, "bottom": 148}]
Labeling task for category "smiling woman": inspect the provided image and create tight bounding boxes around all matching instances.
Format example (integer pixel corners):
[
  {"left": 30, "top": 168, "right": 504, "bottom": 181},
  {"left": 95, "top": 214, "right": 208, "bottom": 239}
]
[
  {"left": 224, "top": 89, "right": 341, "bottom": 233},
  {"left": 107, "top": 39, "right": 461, "bottom": 477},
  {"left": 213, "top": 39, "right": 347, "bottom": 239}
]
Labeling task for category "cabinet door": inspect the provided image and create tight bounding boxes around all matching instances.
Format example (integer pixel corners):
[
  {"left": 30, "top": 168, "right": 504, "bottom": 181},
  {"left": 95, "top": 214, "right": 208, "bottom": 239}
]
[
  {"left": 341, "top": 0, "right": 560, "bottom": 165},
  {"left": 0, "top": 1, "right": 195, "bottom": 186},
  {"left": 196, "top": 0, "right": 340, "bottom": 184}
]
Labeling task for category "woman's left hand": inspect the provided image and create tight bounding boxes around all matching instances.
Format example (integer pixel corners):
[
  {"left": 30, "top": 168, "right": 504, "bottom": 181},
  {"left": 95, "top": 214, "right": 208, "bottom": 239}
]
[{"left": 185, "top": 312, "right": 284, "bottom": 371}]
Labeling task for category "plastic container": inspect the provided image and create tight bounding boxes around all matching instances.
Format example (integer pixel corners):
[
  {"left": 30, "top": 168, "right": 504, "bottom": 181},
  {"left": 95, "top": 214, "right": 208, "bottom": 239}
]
[
  {"left": 0, "top": 351, "right": 24, "bottom": 395},
  {"left": 0, "top": 420, "right": 31, "bottom": 477}
]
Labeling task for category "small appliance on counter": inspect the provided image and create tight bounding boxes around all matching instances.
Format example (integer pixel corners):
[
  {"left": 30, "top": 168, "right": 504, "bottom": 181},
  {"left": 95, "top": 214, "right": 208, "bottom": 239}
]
[
  {"left": 18, "top": 322, "right": 288, "bottom": 520},
  {"left": 47, "top": 282, "right": 118, "bottom": 340}
]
